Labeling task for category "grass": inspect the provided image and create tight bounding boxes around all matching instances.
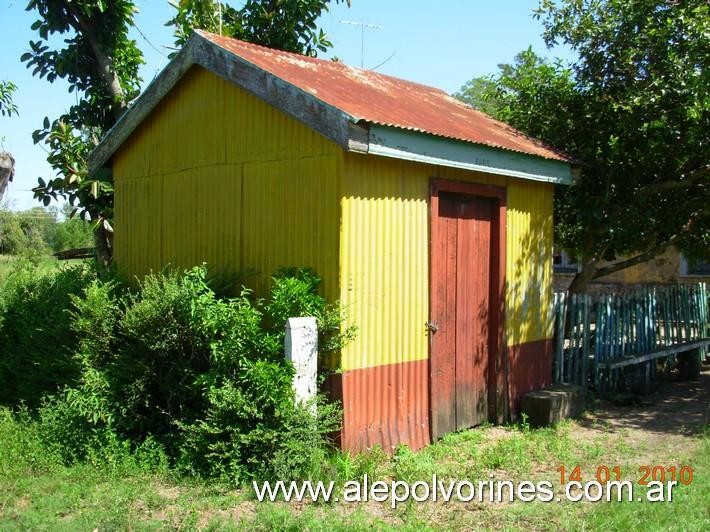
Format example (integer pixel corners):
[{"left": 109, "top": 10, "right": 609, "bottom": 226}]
[
  {"left": 1, "top": 407, "right": 707, "bottom": 531},
  {"left": 0, "top": 254, "right": 76, "bottom": 283},
  {"left": 566, "top": 433, "right": 710, "bottom": 531}
]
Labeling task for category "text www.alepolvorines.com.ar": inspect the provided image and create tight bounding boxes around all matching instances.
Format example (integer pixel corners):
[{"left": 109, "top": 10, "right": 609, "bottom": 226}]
[{"left": 253, "top": 474, "right": 678, "bottom": 507}]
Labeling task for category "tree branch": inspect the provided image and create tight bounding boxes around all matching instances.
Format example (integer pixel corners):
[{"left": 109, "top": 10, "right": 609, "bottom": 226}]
[
  {"left": 640, "top": 164, "right": 710, "bottom": 194},
  {"left": 591, "top": 209, "right": 708, "bottom": 280},
  {"left": 591, "top": 235, "right": 681, "bottom": 280},
  {"left": 65, "top": 6, "right": 127, "bottom": 120}
]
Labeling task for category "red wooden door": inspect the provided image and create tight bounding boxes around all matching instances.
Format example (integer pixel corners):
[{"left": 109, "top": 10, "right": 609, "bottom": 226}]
[{"left": 430, "top": 190, "right": 495, "bottom": 439}]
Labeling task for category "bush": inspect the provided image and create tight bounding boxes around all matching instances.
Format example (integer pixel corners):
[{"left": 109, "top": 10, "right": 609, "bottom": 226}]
[
  {"left": 268, "top": 268, "right": 357, "bottom": 356},
  {"left": 50, "top": 216, "right": 93, "bottom": 252},
  {"left": 0, "top": 405, "right": 168, "bottom": 481},
  {"left": 0, "top": 261, "right": 96, "bottom": 407},
  {"left": 0, "top": 406, "right": 63, "bottom": 479},
  {"left": 39, "top": 264, "right": 352, "bottom": 484}
]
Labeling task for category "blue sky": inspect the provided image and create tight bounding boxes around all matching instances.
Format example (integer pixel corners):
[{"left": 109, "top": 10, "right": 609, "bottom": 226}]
[{"left": 0, "top": 0, "right": 572, "bottom": 211}]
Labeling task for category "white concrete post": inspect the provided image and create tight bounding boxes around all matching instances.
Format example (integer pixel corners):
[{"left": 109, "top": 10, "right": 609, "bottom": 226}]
[{"left": 284, "top": 317, "right": 318, "bottom": 406}]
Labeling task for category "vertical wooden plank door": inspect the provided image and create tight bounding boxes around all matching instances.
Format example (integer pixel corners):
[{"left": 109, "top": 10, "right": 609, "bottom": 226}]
[{"left": 430, "top": 190, "right": 495, "bottom": 439}]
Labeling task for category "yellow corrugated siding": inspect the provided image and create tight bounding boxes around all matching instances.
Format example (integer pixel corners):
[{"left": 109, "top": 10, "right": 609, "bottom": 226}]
[
  {"left": 339, "top": 153, "right": 554, "bottom": 371},
  {"left": 113, "top": 176, "right": 163, "bottom": 279},
  {"left": 241, "top": 156, "right": 340, "bottom": 300},
  {"left": 113, "top": 65, "right": 555, "bottom": 374},
  {"left": 505, "top": 179, "right": 555, "bottom": 346},
  {"left": 160, "top": 164, "right": 242, "bottom": 276},
  {"left": 113, "top": 66, "right": 340, "bottom": 300}
]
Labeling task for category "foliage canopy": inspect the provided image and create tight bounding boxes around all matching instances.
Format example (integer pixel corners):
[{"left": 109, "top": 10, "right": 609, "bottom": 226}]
[
  {"left": 167, "top": 0, "right": 349, "bottom": 56},
  {"left": 456, "top": 0, "right": 709, "bottom": 291}
]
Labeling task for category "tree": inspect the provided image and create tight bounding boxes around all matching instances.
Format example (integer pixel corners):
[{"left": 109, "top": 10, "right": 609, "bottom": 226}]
[
  {"left": 24, "top": 1, "right": 349, "bottom": 265},
  {"left": 23, "top": 0, "right": 144, "bottom": 265},
  {"left": 0, "top": 207, "right": 54, "bottom": 256},
  {"left": 51, "top": 202, "right": 94, "bottom": 252},
  {"left": 0, "top": 80, "right": 18, "bottom": 202},
  {"left": 452, "top": 76, "right": 502, "bottom": 118},
  {"left": 456, "top": 0, "right": 709, "bottom": 293},
  {"left": 0, "top": 81, "right": 18, "bottom": 118},
  {"left": 167, "top": 0, "right": 349, "bottom": 56}
]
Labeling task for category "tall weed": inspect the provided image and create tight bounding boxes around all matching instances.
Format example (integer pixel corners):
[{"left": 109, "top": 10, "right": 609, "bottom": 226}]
[{"left": 0, "top": 261, "right": 95, "bottom": 406}]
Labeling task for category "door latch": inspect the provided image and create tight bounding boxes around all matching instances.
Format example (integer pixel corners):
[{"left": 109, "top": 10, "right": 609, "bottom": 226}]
[{"left": 425, "top": 320, "right": 439, "bottom": 334}]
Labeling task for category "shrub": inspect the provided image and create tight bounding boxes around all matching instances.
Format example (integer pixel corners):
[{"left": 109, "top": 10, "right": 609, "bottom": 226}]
[
  {"left": 0, "top": 406, "right": 63, "bottom": 479},
  {"left": 0, "top": 404, "right": 168, "bottom": 481},
  {"left": 178, "top": 363, "right": 341, "bottom": 483},
  {"left": 51, "top": 264, "right": 351, "bottom": 483},
  {"left": 268, "top": 268, "right": 357, "bottom": 356},
  {"left": 0, "top": 261, "right": 96, "bottom": 407}
]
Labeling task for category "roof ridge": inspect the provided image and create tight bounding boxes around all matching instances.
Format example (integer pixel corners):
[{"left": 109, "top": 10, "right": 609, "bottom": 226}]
[
  {"left": 196, "top": 30, "right": 453, "bottom": 97},
  {"left": 88, "top": 30, "right": 575, "bottom": 178}
]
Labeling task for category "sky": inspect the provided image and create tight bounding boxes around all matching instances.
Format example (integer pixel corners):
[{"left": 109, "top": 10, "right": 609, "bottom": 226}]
[{"left": 0, "top": 0, "right": 573, "bottom": 211}]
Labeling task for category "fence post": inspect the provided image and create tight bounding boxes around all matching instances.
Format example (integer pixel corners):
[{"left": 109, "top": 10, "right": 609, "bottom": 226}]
[
  {"left": 554, "top": 292, "right": 566, "bottom": 383},
  {"left": 581, "top": 294, "right": 591, "bottom": 390},
  {"left": 284, "top": 317, "right": 318, "bottom": 406}
]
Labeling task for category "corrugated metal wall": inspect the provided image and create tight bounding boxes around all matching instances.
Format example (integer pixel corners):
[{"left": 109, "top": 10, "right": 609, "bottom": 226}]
[
  {"left": 339, "top": 152, "right": 554, "bottom": 372},
  {"left": 505, "top": 180, "right": 555, "bottom": 346},
  {"left": 113, "top": 66, "right": 341, "bottom": 301},
  {"left": 113, "top": 67, "right": 556, "bottom": 451},
  {"left": 338, "top": 153, "right": 554, "bottom": 450}
]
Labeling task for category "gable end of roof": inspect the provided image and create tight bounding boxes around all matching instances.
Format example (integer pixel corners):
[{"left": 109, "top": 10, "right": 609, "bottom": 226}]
[{"left": 88, "top": 32, "right": 361, "bottom": 174}]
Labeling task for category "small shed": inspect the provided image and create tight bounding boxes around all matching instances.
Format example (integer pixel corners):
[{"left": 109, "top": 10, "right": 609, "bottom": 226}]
[{"left": 89, "top": 31, "right": 576, "bottom": 452}]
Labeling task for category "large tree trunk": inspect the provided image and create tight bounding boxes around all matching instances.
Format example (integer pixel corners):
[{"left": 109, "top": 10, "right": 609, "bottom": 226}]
[
  {"left": 567, "top": 258, "right": 598, "bottom": 294},
  {"left": 66, "top": 6, "right": 127, "bottom": 119},
  {"left": 0, "top": 151, "right": 14, "bottom": 201},
  {"left": 94, "top": 225, "right": 113, "bottom": 269},
  {"left": 67, "top": 6, "right": 127, "bottom": 266}
]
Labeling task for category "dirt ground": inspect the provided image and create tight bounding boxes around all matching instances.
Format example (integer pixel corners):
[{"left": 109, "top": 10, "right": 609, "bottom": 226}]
[{"left": 576, "top": 368, "right": 710, "bottom": 464}]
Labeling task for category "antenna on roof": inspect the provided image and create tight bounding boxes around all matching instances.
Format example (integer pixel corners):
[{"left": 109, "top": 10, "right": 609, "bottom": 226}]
[
  {"left": 339, "top": 20, "right": 383, "bottom": 68},
  {"left": 217, "top": 1, "right": 223, "bottom": 35}
]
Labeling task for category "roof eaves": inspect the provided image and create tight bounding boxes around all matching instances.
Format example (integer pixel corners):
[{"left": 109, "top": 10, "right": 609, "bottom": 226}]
[{"left": 367, "top": 125, "right": 574, "bottom": 185}]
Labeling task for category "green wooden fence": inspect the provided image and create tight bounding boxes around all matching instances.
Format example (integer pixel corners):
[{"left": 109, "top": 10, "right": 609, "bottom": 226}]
[{"left": 552, "top": 283, "right": 709, "bottom": 395}]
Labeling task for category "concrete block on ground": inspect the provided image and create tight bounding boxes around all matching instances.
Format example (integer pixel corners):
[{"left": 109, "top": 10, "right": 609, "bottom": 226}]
[{"left": 520, "top": 384, "right": 585, "bottom": 427}]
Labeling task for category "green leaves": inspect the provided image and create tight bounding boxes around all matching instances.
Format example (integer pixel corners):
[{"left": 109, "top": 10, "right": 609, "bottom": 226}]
[
  {"left": 24, "top": 0, "right": 145, "bottom": 258},
  {"left": 0, "top": 81, "right": 18, "bottom": 117},
  {"left": 167, "top": 0, "right": 348, "bottom": 57},
  {"left": 457, "top": 0, "right": 709, "bottom": 289}
]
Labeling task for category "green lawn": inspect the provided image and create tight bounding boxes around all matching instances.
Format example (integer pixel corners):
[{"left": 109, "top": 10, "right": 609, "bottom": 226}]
[
  {"left": 1, "top": 392, "right": 707, "bottom": 531},
  {"left": 0, "top": 255, "right": 85, "bottom": 283}
]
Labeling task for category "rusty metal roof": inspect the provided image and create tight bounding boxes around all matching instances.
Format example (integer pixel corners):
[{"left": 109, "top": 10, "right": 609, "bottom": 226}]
[
  {"left": 201, "top": 31, "right": 569, "bottom": 163},
  {"left": 89, "top": 31, "right": 574, "bottom": 179}
]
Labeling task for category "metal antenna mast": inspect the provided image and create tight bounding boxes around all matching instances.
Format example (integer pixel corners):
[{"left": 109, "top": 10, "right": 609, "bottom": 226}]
[{"left": 339, "top": 20, "right": 383, "bottom": 68}]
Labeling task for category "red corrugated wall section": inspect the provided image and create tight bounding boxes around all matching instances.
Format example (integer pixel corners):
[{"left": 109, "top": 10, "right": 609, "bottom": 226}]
[
  {"left": 325, "top": 359, "right": 431, "bottom": 453},
  {"left": 506, "top": 339, "right": 554, "bottom": 416},
  {"left": 324, "top": 340, "right": 553, "bottom": 453}
]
